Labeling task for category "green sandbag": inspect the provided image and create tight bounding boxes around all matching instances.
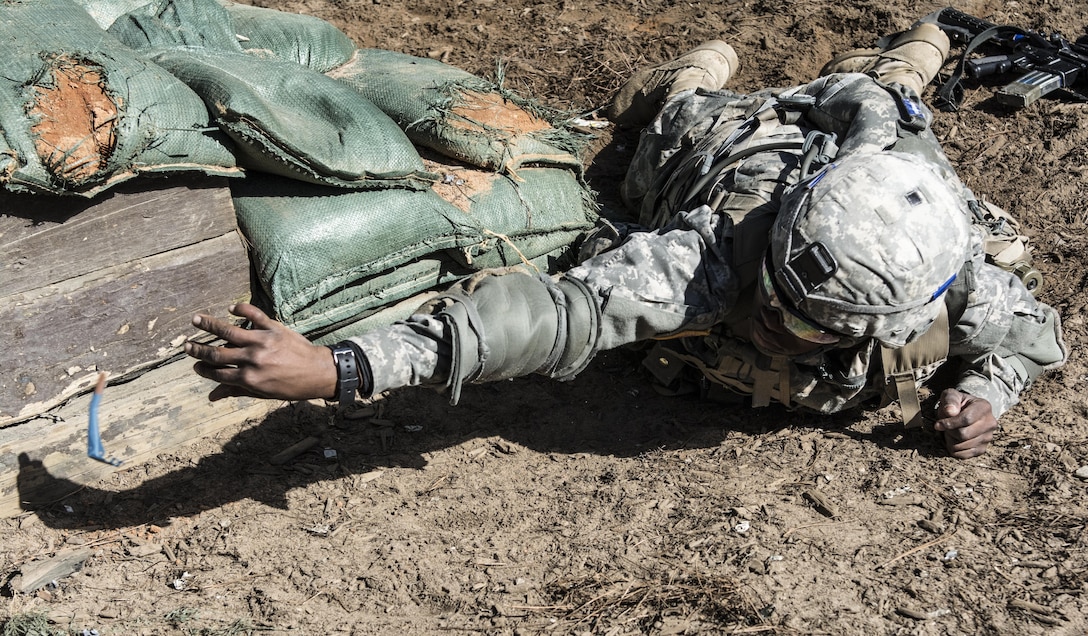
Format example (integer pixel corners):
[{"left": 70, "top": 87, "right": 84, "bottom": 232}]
[
  {"left": 108, "top": 0, "right": 356, "bottom": 72},
  {"left": 218, "top": 1, "right": 357, "bottom": 72},
  {"left": 442, "top": 166, "right": 598, "bottom": 272},
  {"left": 233, "top": 162, "right": 598, "bottom": 335},
  {"left": 107, "top": 0, "right": 242, "bottom": 51},
  {"left": 71, "top": 0, "right": 154, "bottom": 29},
  {"left": 0, "top": 0, "right": 238, "bottom": 196},
  {"left": 232, "top": 174, "right": 478, "bottom": 330},
  {"left": 150, "top": 47, "right": 434, "bottom": 189},
  {"left": 328, "top": 49, "right": 587, "bottom": 174}
]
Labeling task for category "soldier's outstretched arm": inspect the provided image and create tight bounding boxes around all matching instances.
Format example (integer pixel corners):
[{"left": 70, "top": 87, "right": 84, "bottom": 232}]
[
  {"left": 186, "top": 206, "right": 738, "bottom": 404},
  {"left": 348, "top": 205, "right": 738, "bottom": 403}
]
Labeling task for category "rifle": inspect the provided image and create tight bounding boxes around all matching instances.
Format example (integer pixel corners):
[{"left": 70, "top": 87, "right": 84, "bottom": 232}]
[{"left": 917, "top": 7, "right": 1088, "bottom": 110}]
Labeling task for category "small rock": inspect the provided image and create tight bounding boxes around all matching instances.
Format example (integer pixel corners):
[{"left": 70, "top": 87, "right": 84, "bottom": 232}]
[
  {"left": 126, "top": 544, "right": 162, "bottom": 558},
  {"left": 917, "top": 519, "right": 943, "bottom": 534},
  {"left": 1074, "top": 466, "right": 1088, "bottom": 480}
]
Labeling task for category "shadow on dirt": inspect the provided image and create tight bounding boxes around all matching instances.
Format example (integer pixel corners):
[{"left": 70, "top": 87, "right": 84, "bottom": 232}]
[{"left": 17, "top": 347, "right": 950, "bottom": 531}]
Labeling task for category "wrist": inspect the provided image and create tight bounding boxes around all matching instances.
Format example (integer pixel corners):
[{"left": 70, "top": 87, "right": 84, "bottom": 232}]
[{"left": 327, "top": 340, "right": 373, "bottom": 404}]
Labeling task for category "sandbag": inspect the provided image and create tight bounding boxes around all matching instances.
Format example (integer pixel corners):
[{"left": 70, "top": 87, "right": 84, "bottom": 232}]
[
  {"left": 149, "top": 47, "right": 434, "bottom": 189},
  {"left": 0, "top": 0, "right": 239, "bottom": 196},
  {"left": 107, "top": 0, "right": 357, "bottom": 72},
  {"left": 107, "top": 0, "right": 242, "bottom": 51},
  {"left": 71, "top": 0, "right": 153, "bottom": 29},
  {"left": 328, "top": 49, "right": 588, "bottom": 174},
  {"left": 232, "top": 157, "right": 599, "bottom": 336},
  {"left": 218, "top": 1, "right": 357, "bottom": 72}
]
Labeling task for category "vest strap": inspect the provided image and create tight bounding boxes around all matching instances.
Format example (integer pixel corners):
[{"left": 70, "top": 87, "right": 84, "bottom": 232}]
[{"left": 880, "top": 303, "right": 949, "bottom": 427}]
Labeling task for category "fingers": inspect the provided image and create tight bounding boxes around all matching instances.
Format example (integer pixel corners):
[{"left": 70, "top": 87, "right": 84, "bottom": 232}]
[
  {"left": 933, "top": 389, "right": 998, "bottom": 459},
  {"left": 229, "top": 302, "right": 280, "bottom": 331},
  {"left": 945, "top": 432, "right": 994, "bottom": 459},
  {"left": 192, "top": 359, "right": 243, "bottom": 385},
  {"left": 190, "top": 312, "right": 256, "bottom": 346},
  {"left": 190, "top": 303, "right": 279, "bottom": 347},
  {"left": 184, "top": 339, "right": 248, "bottom": 368}
]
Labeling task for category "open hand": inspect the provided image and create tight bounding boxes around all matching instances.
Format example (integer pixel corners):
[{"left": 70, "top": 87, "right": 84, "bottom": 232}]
[
  {"left": 184, "top": 303, "right": 337, "bottom": 402},
  {"left": 933, "top": 388, "right": 998, "bottom": 459}
]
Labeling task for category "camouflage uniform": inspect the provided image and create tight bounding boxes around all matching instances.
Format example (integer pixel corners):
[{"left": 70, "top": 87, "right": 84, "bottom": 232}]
[{"left": 349, "top": 73, "right": 1067, "bottom": 419}]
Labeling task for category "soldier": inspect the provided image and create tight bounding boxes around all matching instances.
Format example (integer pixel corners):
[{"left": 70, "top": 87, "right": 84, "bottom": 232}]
[{"left": 184, "top": 24, "right": 1066, "bottom": 459}]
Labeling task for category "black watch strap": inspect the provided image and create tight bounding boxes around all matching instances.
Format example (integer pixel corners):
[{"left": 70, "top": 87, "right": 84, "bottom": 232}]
[{"left": 327, "top": 341, "right": 361, "bottom": 404}]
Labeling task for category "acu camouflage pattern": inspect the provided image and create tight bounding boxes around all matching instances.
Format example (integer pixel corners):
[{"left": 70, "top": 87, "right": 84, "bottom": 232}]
[
  {"left": 350, "top": 73, "right": 1067, "bottom": 419},
  {"left": 772, "top": 151, "right": 972, "bottom": 347}
]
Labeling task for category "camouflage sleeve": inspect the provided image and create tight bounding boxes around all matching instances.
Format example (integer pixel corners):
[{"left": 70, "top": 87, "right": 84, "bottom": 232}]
[
  {"left": 347, "top": 204, "right": 742, "bottom": 395},
  {"left": 348, "top": 314, "right": 451, "bottom": 395},
  {"left": 949, "top": 258, "right": 1068, "bottom": 418},
  {"left": 563, "top": 203, "right": 740, "bottom": 350}
]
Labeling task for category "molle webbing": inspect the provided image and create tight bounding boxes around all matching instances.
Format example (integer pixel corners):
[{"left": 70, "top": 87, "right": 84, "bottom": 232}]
[{"left": 880, "top": 303, "right": 949, "bottom": 427}]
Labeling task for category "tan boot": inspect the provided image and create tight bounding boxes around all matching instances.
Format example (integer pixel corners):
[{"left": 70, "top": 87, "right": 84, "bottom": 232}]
[
  {"left": 606, "top": 40, "right": 739, "bottom": 127},
  {"left": 820, "top": 22, "right": 950, "bottom": 94}
]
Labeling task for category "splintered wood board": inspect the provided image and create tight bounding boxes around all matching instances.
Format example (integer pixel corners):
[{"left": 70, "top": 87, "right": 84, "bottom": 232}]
[
  {"left": 0, "top": 356, "right": 279, "bottom": 518},
  {"left": 0, "top": 176, "right": 251, "bottom": 424},
  {"left": 0, "top": 175, "right": 274, "bottom": 517}
]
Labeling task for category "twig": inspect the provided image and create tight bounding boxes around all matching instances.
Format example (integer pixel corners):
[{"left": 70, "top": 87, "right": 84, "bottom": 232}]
[
  {"left": 875, "top": 530, "right": 956, "bottom": 570},
  {"left": 783, "top": 520, "right": 849, "bottom": 538}
]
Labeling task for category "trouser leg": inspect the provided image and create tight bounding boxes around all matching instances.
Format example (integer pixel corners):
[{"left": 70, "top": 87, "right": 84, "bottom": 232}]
[{"left": 820, "top": 22, "right": 950, "bottom": 94}]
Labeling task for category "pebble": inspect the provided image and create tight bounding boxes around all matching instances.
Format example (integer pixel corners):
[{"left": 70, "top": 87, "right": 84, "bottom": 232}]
[
  {"left": 126, "top": 544, "right": 162, "bottom": 558},
  {"left": 1074, "top": 466, "right": 1088, "bottom": 480}
]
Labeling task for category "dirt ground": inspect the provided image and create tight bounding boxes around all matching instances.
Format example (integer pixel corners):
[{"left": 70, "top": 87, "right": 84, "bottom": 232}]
[{"left": 3, "top": 0, "right": 1088, "bottom": 634}]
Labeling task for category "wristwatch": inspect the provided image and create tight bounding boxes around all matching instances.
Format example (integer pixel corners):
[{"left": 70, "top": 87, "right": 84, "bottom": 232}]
[{"left": 327, "top": 341, "right": 363, "bottom": 404}]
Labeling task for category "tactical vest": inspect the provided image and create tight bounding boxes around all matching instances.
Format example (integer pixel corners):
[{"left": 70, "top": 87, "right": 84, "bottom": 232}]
[{"left": 637, "top": 78, "right": 1037, "bottom": 426}]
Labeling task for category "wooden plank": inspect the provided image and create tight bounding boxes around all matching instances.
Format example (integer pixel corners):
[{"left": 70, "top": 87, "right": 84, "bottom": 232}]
[
  {"left": 0, "top": 231, "right": 251, "bottom": 424},
  {"left": 0, "top": 176, "right": 239, "bottom": 297},
  {"left": 0, "top": 356, "right": 279, "bottom": 518}
]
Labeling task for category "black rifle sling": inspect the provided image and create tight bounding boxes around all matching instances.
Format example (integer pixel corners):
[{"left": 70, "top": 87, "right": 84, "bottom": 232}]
[{"left": 935, "top": 25, "right": 1010, "bottom": 110}]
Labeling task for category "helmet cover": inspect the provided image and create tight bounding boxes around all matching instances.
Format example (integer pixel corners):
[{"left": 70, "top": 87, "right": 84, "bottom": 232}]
[{"left": 770, "top": 151, "right": 971, "bottom": 347}]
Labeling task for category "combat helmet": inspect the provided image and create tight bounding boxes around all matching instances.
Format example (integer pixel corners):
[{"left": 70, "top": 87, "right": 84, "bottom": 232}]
[{"left": 767, "top": 151, "right": 972, "bottom": 348}]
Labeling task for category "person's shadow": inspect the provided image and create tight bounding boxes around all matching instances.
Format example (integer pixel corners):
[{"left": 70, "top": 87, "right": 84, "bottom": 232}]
[{"left": 16, "top": 347, "right": 948, "bottom": 531}]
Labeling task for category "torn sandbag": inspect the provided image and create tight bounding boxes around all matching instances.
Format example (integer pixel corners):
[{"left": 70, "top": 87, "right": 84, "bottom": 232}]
[
  {"left": 328, "top": 49, "right": 589, "bottom": 175},
  {"left": 231, "top": 155, "right": 598, "bottom": 337},
  {"left": 0, "top": 0, "right": 238, "bottom": 196}
]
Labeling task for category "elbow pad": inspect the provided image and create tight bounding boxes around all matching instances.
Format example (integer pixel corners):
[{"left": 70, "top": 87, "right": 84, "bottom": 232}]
[{"left": 431, "top": 270, "right": 600, "bottom": 404}]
